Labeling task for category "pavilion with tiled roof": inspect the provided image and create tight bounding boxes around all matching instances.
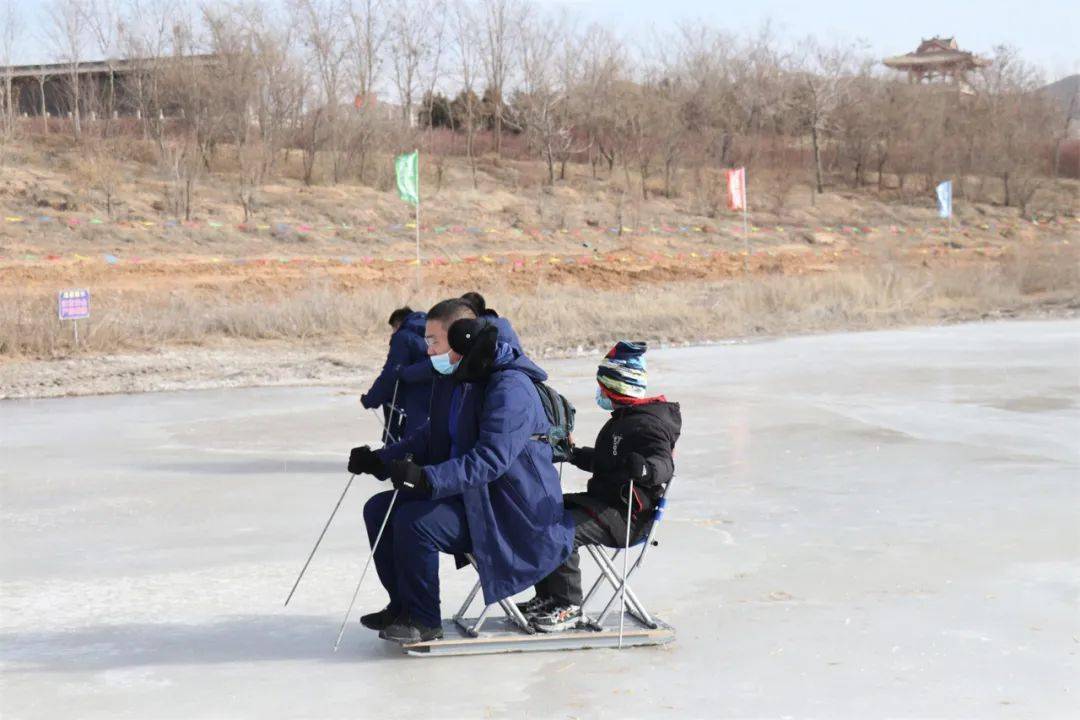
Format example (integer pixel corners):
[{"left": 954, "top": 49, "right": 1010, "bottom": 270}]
[{"left": 883, "top": 37, "right": 990, "bottom": 90}]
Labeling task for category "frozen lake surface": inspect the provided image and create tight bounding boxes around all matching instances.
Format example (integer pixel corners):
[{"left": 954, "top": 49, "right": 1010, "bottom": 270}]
[{"left": 2, "top": 320, "right": 1078, "bottom": 719}]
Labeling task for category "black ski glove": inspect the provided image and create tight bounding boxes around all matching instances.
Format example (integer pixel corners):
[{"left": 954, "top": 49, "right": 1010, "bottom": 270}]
[
  {"left": 623, "top": 452, "right": 652, "bottom": 484},
  {"left": 348, "top": 445, "right": 384, "bottom": 477},
  {"left": 570, "top": 446, "right": 595, "bottom": 472},
  {"left": 389, "top": 460, "right": 432, "bottom": 499}
]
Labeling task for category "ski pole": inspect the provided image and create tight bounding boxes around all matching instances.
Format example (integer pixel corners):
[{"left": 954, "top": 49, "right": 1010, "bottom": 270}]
[
  {"left": 333, "top": 452, "right": 411, "bottom": 651},
  {"left": 284, "top": 473, "right": 356, "bottom": 607},
  {"left": 333, "top": 488, "right": 398, "bottom": 651},
  {"left": 382, "top": 380, "right": 400, "bottom": 445},
  {"left": 370, "top": 408, "right": 399, "bottom": 445},
  {"left": 618, "top": 478, "right": 634, "bottom": 649}
]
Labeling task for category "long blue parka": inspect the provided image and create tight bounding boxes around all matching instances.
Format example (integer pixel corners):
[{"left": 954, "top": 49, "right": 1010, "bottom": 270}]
[
  {"left": 361, "top": 311, "right": 432, "bottom": 439},
  {"left": 376, "top": 341, "right": 574, "bottom": 605}
]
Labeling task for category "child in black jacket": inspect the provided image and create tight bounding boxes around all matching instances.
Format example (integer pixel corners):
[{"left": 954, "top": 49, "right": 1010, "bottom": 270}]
[{"left": 524, "top": 341, "right": 681, "bottom": 632}]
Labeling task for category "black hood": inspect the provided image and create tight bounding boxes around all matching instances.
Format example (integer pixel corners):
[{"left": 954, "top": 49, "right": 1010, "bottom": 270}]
[{"left": 614, "top": 401, "right": 682, "bottom": 440}]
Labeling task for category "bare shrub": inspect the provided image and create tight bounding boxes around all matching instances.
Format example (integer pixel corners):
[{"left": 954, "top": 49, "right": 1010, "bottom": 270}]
[
  {"left": 688, "top": 167, "right": 724, "bottom": 218},
  {"left": 74, "top": 137, "right": 125, "bottom": 217},
  {"left": 756, "top": 167, "right": 802, "bottom": 215}
]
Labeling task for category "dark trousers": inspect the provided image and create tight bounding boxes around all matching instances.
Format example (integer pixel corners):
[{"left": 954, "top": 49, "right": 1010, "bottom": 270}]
[
  {"left": 534, "top": 507, "right": 649, "bottom": 606},
  {"left": 362, "top": 490, "right": 472, "bottom": 628}
]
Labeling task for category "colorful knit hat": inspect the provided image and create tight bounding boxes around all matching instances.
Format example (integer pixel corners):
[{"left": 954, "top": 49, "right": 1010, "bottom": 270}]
[{"left": 597, "top": 341, "right": 648, "bottom": 399}]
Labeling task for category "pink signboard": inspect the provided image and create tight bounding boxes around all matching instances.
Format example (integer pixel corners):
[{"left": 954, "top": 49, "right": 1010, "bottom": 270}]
[{"left": 58, "top": 289, "right": 90, "bottom": 320}]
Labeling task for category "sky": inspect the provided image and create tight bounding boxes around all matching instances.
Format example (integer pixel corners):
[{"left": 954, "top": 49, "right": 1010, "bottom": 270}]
[{"left": 4, "top": 0, "right": 1078, "bottom": 82}]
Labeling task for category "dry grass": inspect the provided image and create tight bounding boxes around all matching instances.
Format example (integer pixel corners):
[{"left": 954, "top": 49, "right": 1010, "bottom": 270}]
[
  {"left": 502, "top": 246, "right": 1079, "bottom": 351},
  {"left": 0, "top": 285, "right": 400, "bottom": 357},
  {"left": 2, "top": 245, "right": 1076, "bottom": 362}
]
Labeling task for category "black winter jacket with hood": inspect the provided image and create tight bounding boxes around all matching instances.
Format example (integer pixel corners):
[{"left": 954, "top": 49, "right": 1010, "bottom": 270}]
[{"left": 564, "top": 400, "right": 681, "bottom": 541}]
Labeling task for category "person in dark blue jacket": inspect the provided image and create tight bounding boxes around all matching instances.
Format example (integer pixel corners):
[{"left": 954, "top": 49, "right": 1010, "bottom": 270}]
[
  {"left": 346, "top": 299, "right": 573, "bottom": 643},
  {"left": 393, "top": 291, "right": 523, "bottom": 391},
  {"left": 460, "top": 291, "right": 523, "bottom": 352},
  {"left": 360, "top": 307, "right": 432, "bottom": 442}
]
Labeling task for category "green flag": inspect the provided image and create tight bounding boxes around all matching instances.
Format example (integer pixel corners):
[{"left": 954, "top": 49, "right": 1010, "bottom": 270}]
[{"left": 395, "top": 150, "right": 419, "bottom": 206}]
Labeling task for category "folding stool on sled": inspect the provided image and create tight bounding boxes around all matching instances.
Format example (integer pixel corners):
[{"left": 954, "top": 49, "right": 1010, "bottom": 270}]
[{"left": 402, "top": 481, "right": 677, "bottom": 657}]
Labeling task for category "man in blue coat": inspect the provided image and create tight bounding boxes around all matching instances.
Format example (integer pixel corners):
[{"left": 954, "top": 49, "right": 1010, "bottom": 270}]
[
  {"left": 360, "top": 307, "right": 432, "bottom": 442},
  {"left": 392, "top": 291, "right": 524, "bottom": 392},
  {"left": 346, "top": 299, "right": 573, "bottom": 643}
]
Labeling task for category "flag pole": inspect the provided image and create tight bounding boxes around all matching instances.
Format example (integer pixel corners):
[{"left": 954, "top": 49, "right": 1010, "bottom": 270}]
[
  {"left": 414, "top": 149, "right": 421, "bottom": 291},
  {"left": 947, "top": 182, "right": 952, "bottom": 240},
  {"left": 742, "top": 180, "right": 749, "bottom": 273},
  {"left": 738, "top": 170, "right": 747, "bottom": 274}
]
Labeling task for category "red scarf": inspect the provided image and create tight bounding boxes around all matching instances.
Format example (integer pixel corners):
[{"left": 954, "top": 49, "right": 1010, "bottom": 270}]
[{"left": 600, "top": 384, "right": 667, "bottom": 407}]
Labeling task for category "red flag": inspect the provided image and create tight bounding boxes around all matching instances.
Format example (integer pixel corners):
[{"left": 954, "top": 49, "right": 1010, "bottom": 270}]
[{"left": 726, "top": 167, "right": 746, "bottom": 211}]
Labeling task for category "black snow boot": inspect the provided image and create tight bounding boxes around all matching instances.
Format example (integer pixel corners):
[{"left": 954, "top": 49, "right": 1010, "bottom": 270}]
[
  {"left": 360, "top": 606, "right": 399, "bottom": 631},
  {"left": 380, "top": 615, "right": 444, "bottom": 643},
  {"left": 515, "top": 595, "right": 553, "bottom": 620}
]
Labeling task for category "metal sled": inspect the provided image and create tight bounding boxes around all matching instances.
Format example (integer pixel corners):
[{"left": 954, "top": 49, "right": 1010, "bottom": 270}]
[{"left": 402, "top": 614, "right": 675, "bottom": 657}]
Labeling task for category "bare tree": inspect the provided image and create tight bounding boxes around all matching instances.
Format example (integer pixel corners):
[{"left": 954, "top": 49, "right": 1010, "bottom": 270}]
[
  {"left": 833, "top": 60, "right": 880, "bottom": 187},
  {"left": 117, "top": 0, "right": 172, "bottom": 145},
  {"left": 1053, "top": 86, "right": 1078, "bottom": 179},
  {"left": 734, "top": 23, "right": 787, "bottom": 170},
  {"left": 346, "top": 0, "right": 384, "bottom": 101},
  {"left": 45, "top": 0, "right": 92, "bottom": 140},
  {"left": 867, "top": 79, "right": 910, "bottom": 190},
  {"left": 973, "top": 46, "right": 1055, "bottom": 213},
  {"left": 293, "top": 0, "right": 348, "bottom": 183},
  {"left": 790, "top": 37, "right": 859, "bottom": 195},
  {"left": 479, "top": 0, "right": 522, "bottom": 155},
  {"left": 204, "top": 3, "right": 304, "bottom": 221},
  {"left": 77, "top": 136, "right": 124, "bottom": 216},
  {"left": 450, "top": 0, "right": 481, "bottom": 186},
  {"left": 81, "top": 0, "right": 119, "bottom": 132},
  {"left": 1, "top": 0, "right": 20, "bottom": 142},
  {"left": 34, "top": 71, "right": 49, "bottom": 135},
  {"left": 615, "top": 82, "right": 654, "bottom": 200},
  {"left": 343, "top": 0, "right": 385, "bottom": 181},
  {"left": 573, "top": 24, "right": 625, "bottom": 177},
  {"left": 157, "top": 10, "right": 223, "bottom": 220},
  {"left": 514, "top": 7, "right": 574, "bottom": 185},
  {"left": 667, "top": 24, "right": 739, "bottom": 169},
  {"left": 388, "top": 0, "right": 445, "bottom": 129}
]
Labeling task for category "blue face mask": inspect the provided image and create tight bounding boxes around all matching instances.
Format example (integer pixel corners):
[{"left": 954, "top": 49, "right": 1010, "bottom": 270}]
[
  {"left": 596, "top": 386, "right": 614, "bottom": 411},
  {"left": 431, "top": 352, "right": 460, "bottom": 375}
]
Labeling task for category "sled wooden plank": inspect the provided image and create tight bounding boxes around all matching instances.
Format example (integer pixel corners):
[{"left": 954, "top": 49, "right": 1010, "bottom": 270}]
[{"left": 403, "top": 616, "right": 675, "bottom": 657}]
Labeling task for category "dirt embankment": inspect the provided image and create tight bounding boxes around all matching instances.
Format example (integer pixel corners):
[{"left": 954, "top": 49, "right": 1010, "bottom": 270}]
[{"left": 2, "top": 149, "right": 1077, "bottom": 400}]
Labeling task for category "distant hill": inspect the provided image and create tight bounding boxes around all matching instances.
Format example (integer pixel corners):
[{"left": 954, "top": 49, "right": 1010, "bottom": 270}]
[{"left": 1042, "top": 75, "right": 1080, "bottom": 120}]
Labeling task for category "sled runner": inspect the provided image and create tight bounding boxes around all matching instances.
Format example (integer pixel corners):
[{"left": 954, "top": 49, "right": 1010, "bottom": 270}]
[{"left": 402, "top": 615, "right": 675, "bottom": 657}]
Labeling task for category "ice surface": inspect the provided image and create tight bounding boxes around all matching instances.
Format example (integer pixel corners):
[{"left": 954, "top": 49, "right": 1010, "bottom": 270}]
[{"left": 2, "top": 320, "right": 1078, "bottom": 718}]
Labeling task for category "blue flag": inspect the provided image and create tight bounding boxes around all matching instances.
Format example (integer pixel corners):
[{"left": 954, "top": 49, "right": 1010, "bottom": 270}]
[{"left": 936, "top": 180, "right": 952, "bottom": 219}]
